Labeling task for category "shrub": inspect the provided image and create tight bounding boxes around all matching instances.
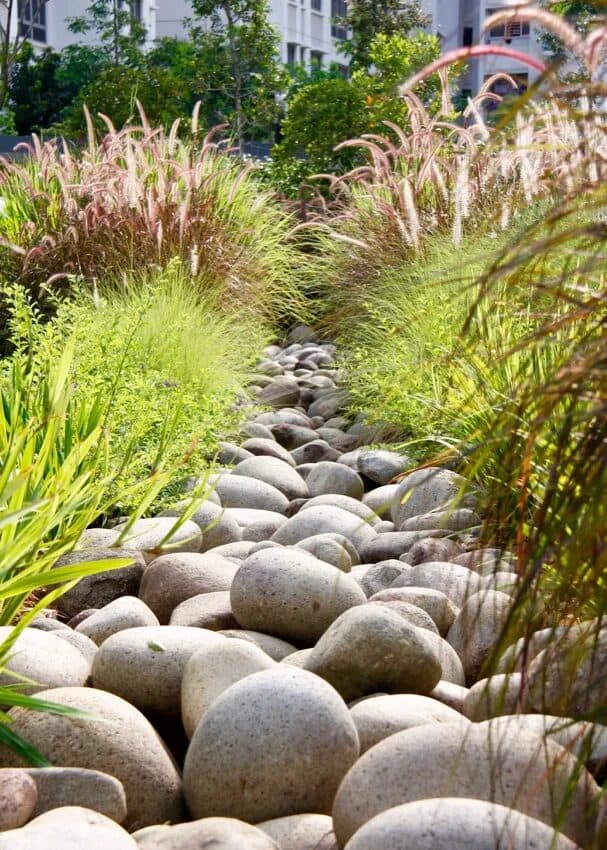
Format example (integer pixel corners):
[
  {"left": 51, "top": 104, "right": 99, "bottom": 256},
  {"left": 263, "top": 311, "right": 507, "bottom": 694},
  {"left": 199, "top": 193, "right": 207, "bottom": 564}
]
[
  {"left": 7, "top": 265, "right": 267, "bottom": 513},
  {"left": 0, "top": 112, "right": 309, "bottom": 344}
]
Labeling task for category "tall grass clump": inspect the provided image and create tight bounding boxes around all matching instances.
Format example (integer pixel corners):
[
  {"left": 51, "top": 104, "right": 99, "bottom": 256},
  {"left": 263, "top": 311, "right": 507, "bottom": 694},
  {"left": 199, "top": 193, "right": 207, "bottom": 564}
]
[
  {"left": 0, "top": 344, "right": 189, "bottom": 762},
  {"left": 6, "top": 264, "right": 266, "bottom": 513},
  {"left": 0, "top": 106, "right": 309, "bottom": 344}
]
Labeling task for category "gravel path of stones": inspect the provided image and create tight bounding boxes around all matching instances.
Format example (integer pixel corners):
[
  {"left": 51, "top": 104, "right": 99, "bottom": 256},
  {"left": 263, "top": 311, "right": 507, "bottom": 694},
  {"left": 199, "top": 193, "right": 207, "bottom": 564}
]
[{"left": 0, "top": 328, "right": 604, "bottom": 849}]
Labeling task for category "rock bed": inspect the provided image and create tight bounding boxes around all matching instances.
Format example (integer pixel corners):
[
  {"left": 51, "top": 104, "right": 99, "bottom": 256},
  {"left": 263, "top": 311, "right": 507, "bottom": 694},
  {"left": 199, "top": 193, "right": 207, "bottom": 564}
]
[{"left": 0, "top": 328, "right": 604, "bottom": 849}]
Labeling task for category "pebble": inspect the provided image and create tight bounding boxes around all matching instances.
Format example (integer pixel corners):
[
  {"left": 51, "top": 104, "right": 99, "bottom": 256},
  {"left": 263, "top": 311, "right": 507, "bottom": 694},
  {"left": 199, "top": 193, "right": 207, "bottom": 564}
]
[
  {"left": 169, "top": 591, "right": 238, "bottom": 629},
  {"left": 258, "top": 814, "right": 338, "bottom": 850},
  {"left": 305, "top": 603, "right": 442, "bottom": 702},
  {"left": 220, "top": 629, "right": 297, "bottom": 660},
  {"left": 183, "top": 667, "right": 359, "bottom": 822},
  {"left": 391, "top": 561, "right": 484, "bottom": 607},
  {"left": 306, "top": 462, "right": 364, "bottom": 499},
  {"left": 75, "top": 596, "right": 159, "bottom": 645},
  {"left": 181, "top": 639, "right": 275, "bottom": 738},
  {"left": 230, "top": 549, "right": 366, "bottom": 643},
  {"left": 0, "top": 687, "right": 183, "bottom": 830},
  {"left": 26, "top": 767, "right": 126, "bottom": 822},
  {"left": 0, "top": 806, "right": 137, "bottom": 849},
  {"left": 390, "top": 467, "right": 472, "bottom": 529},
  {"left": 112, "top": 518, "right": 203, "bottom": 562},
  {"left": 369, "top": 587, "right": 457, "bottom": 635},
  {"left": 272, "top": 505, "right": 377, "bottom": 550},
  {"left": 138, "top": 553, "right": 238, "bottom": 623},
  {"left": 0, "top": 627, "right": 91, "bottom": 694},
  {"left": 0, "top": 769, "right": 37, "bottom": 830},
  {"left": 92, "top": 625, "right": 225, "bottom": 717},
  {"left": 212, "top": 473, "right": 289, "bottom": 513},
  {"left": 232, "top": 456, "right": 309, "bottom": 500},
  {"left": 343, "top": 797, "right": 581, "bottom": 850},
  {"left": 133, "top": 817, "right": 279, "bottom": 849},
  {"left": 160, "top": 500, "right": 242, "bottom": 551},
  {"left": 447, "top": 589, "right": 512, "bottom": 684},
  {"left": 53, "top": 548, "right": 145, "bottom": 618}
]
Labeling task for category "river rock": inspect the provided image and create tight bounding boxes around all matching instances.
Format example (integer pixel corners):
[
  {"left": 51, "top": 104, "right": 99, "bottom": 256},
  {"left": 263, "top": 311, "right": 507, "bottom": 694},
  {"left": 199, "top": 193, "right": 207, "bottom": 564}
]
[
  {"left": 400, "top": 537, "right": 462, "bottom": 565},
  {"left": 169, "top": 591, "right": 238, "bottom": 629},
  {"left": 421, "top": 630, "right": 465, "bottom": 685},
  {"left": 160, "top": 501, "right": 241, "bottom": 552},
  {"left": 272, "top": 505, "right": 377, "bottom": 550},
  {"left": 75, "top": 596, "right": 159, "bottom": 645},
  {"left": 369, "top": 587, "right": 457, "bottom": 635},
  {"left": 342, "top": 797, "right": 582, "bottom": 850},
  {"left": 53, "top": 549, "right": 146, "bottom": 618},
  {"left": 362, "top": 485, "right": 399, "bottom": 519},
  {"left": 294, "top": 534, "right": 355, "bottom": 571},
  {"left": 112, "top": 518, "right": 203, "bottom": 562},
  {"left": 358, "top": 561, "right": 404, "bottom": 596},
  {"left": 92, "top": 626, "right": 225, "bottom": 717},
  {"left": 271, "top": 423, "right": 319, "bottom": 450},
  {"left": 305, "top": 462, "right": 364, "bottom": 499},
  {"left": 258, "top": 814, "right": 338, "bottom": 850},
  {"left": 220, "top": 630, "right": 297, "bottom": 660},
  {"left": 332, "top": 721, "right": 600, "bottom": 846},
  {"left": 133, "top": 817, "right": 279, "bottom": 849},
  {"left": 230, "top": 549, "right": 366, "bottom": 643},
  {"left": 139, "top": 553, "right": 238, "bottom": 624},
  {"left": 401, "top": 508, "right": 480, "bottom": 532},
  {"left": 291, "top": 440, "right": 341, "bottom": 464},
  {"left": 26, "top": 767, "right": 126, "bottom": 822},
  {"left": 216, "top": 441, "right": 253, "bottom": 465},
  {"left": 374, "top": 601, "right": 439, "bottom": 633},
  {"left": 181, "top": 639, "right": 275, "bottom": 738},
  {"left": 447, "top": 589, "right": 512, "bottom": 684},
  {"left": 300, "top": 495, "right": 381, "bottom": 527},
  {"left": 0, "top": 688, "right": 183, "bottom": 830},
  {"left": 359, "top": 533, "right": 427, "bottom": 563},
  {"left": 463, "top": 673, "right": 526, "bottom": 720},
  {"left": 183, "top": 667, "right": 359, "bottom": 822},
  {"left": 212, "top": 474, "right": 289, "bottom": 513},
  {"left": 429, "top": 680, "right": 469, "bottom": 712},
  {"left": 231, "top": 456, "right": 309, "bottom": 500},
  {"left": 258, "top": 377, "right": 301, "bottom": 408},
  {"left": 0, "top": 769, "right": 37, "bottom": 830},
  {"left": 50, "top": 629, "right": 98, "bottom": 663},
  {"left": 390, "top": 467, "right": 471, "bottom": 529},
  {"left": 241, "top": 437, "right": 296, "bottom": 467},
  {"left": 350, "top": 693, "right": 467, "bottom": 753},
  {"left": 0, "top": 807, "right": 137, "bottom": 849},
  {"left": 391, "top": 561, "right": 484, "bottom": 607},
  {"left": 280, "top": 648, "right": 314, "bottom": 668},
  {"left": 0, "top": 627, "right": 91, "bottom": 694},
  {"left": 305, "top": 604, "right": 442, "bottom": 701}
]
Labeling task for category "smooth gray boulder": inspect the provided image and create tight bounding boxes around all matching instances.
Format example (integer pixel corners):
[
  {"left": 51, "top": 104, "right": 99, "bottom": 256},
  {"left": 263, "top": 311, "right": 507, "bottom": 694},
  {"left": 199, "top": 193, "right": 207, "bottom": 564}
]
[
  {"left": 391, "top": 561, "right": 484, "bottom": 608},
  {"left": 305, "top": 462, "right": 364, "bottom": 500},
  {"left": 92, "top": 626, "right": 225, "bottom": 717},
  {"left": 258, "top": 814, "right": 338, "bottom": 850},
  {"left": 133, "top": 818, "right": 279, "bottom": 849},
  {"left": 75, "top": 596, "right": 159, "bottom": 645},
  {"left": 216, "top": 441, "right": 253, "bottom": 465},
  {"left": 139, "top": 553, "right": 239, "bottom": 624},
  {"left": 401, "top": 508, "right": 480, "bottom": 532},
  {"left": 463, "top": 673, "right": 526, "bottom": 721},
  {"left": 160, "top": 501, "right": 242, "bottom": 552},
  {"left": 0, "top": 627, "right": 91, "bottom": 695},
  {"left": 421, "top": 630, "right": 465, "bottom": 686},
  {"left": 343, "top": 798, "right": 582, "bottom": 850},
  {"left": 0, "top": 769, "right": 36, "bottom": 830},
  {"left": 183, "top": 667, "right": 359, "bottom": 822},
  {"left": 429, "top": 680, "right": 469, "bottom": 712},
  {"left": 220, "top": 630, "right": 297, "bottom": 661},
  {"left": 340, "top": 449, "right": 409, "bottom": 485},
  {"left": 230, "top": 549, "right": 366, "bottom": 643},
  {"left": 181, "top": 639, "right": 275, "bottom": 738},
  {"left": 350, "top": 693, "right": 467, "bottom": 753},
  {"left": 112, "top": 518, "right": 203, "bottom": 562},
  {"left": 400, "top": 537, "right": 462, "bottom": 565},
  {"left": 294, "top": 534, "right": 355, "bottom": 571},
  {"left": 169, "top": 591, "right": 237, "bottom": 630},
  {"left": 50, "top": 629, "right": 98, "bottom": 663},
  {"left": 258, "top": 377, "right": 300, "bottom": 408},
  {"left": 369, "top": 587, "right": 457, "bottom": 636},
  {"left": 390, "top": 467, "right": 471, "bottom": 529},
  {"left": 0, "top": 687, "right": 184, "bottom": 830},
  {"left": 447, "top": 589, "right": 512, "bottom": 684},
  {"left": 26, "top": 767, "right": 126, "bottom": 823},
  {"left": 373, "top": 600, "right": 439, "bottom": 634},
  {"left": 300, "top": 495, "right": 381, "bottom": 527},
  {"left": 0, "top": 807, "right": 137, "bottom": 850},
  {"left": 291, "top": 440, "right": 341, "bottom": 465},
  {"left": 241, "top": 437, "right": 296, "bottom": 467},
  {"left": 211, "top": 474, "right": 289, "bottom": 513},
  {"left": 358, "top": 561, "right": 404, "bottom": 596},
  {"left": 362, "top": 485, "right": 399, "bottom": 519},
  {"left": 305, "top": 604, "right": 442, "bottom": 702},
  {"left": 332, "top": 721, "right": 600, "bottom": 847},
  {"left": 272, "top": 505, "right": 377, "bottom": 551},
  {"left": 232, "top": 457, "right": 309, "bottom": 500},
  {"left": 53, "top": 548, "right": 145, "bottom": 618}
]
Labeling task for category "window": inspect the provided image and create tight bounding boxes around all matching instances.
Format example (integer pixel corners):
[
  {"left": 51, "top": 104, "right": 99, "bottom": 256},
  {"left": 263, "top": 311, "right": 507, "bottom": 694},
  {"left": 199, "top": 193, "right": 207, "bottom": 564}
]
[
  {"left": 463, "top": 26, "right": 473, "bottom": 47},
  {"left": 311, "top": 0, "right": 322, "bottom": 10},
  {"left": 18, "top": 0, "right": 47, "bottom": 43},
  {"left": 331, "top": 0, "right": 348, "bottom": 40},
  {"left": 486, "top": 10, "right": 530, "bottom": 40},
  {"left": 131, "top": 0, "right": 142, "bottom": 20},
  {"left": 310, "top": 50, "right": 324, "bottom": 69},
  {"left": 287, "top": 43, "right": 297, "bottom": 67}
]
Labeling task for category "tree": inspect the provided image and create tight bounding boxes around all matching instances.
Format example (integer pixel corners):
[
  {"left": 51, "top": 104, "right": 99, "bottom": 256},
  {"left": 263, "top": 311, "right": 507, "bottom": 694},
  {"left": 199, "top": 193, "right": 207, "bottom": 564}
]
[
  {"left": 338, "top": 0, "right": 429, "bottom": 70},
  {"left": 0, "top": 0, "right": 52, "bottom": 108},
  {"left": 190, "top": 0, "right": 286, "bottom": 152},
  {"left": 539, "top": 2, "right": 605, "bottom": 77},
  {"left": 67, "top": 0, "right": 147, "bottom": 67},
  {"left": 9, "top": 41, "right": 105, "bottom": 134}
]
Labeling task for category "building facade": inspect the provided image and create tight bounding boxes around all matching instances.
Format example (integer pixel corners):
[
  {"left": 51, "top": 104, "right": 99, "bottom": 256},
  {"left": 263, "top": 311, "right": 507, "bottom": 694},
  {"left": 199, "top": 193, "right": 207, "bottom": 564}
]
[{"left": 7, "top": 0, "right": 546, "bottom": 95}]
